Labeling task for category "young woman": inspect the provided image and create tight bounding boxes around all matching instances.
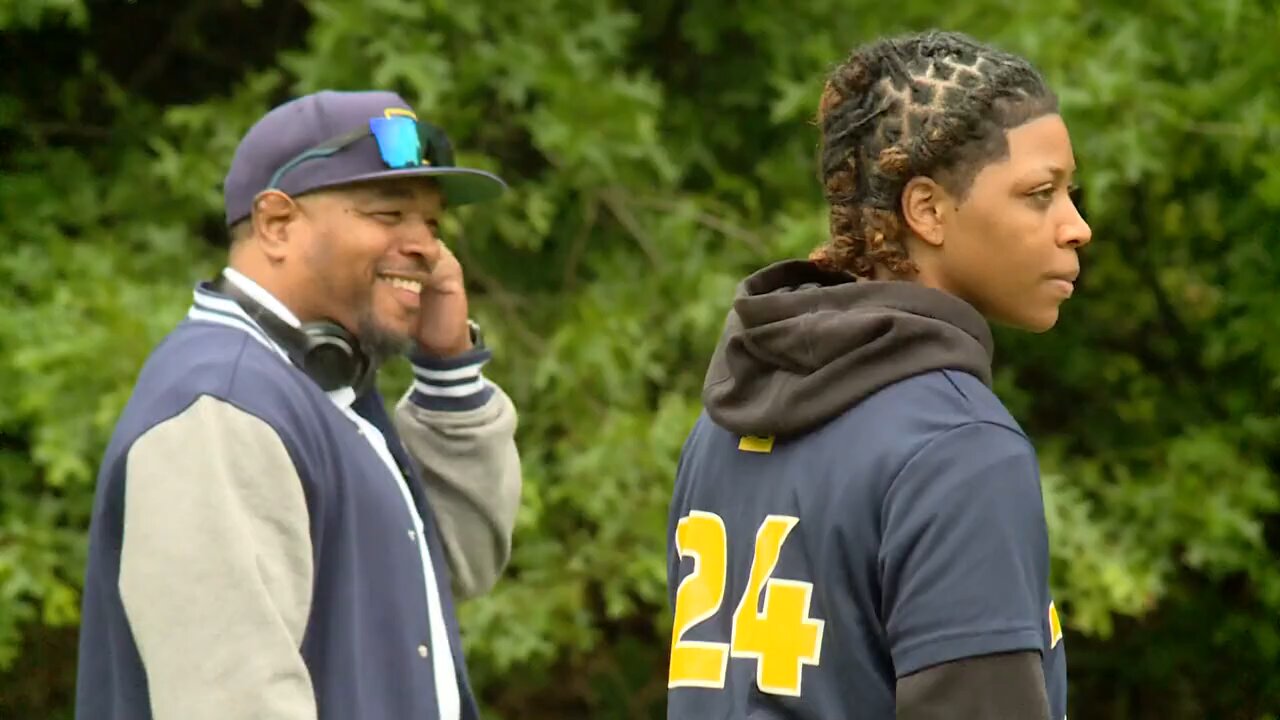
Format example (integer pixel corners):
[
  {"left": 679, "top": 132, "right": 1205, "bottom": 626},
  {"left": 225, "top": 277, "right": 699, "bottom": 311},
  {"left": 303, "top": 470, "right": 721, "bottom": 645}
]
[{"left": 667, "top": 30, "right": 1088, "bottom": 720}]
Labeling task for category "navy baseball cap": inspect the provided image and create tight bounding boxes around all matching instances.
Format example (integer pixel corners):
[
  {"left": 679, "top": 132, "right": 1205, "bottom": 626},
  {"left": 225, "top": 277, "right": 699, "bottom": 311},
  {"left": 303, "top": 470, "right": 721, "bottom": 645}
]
[{"left": 223, "top": 90, "right": 506, "bottom": 226}]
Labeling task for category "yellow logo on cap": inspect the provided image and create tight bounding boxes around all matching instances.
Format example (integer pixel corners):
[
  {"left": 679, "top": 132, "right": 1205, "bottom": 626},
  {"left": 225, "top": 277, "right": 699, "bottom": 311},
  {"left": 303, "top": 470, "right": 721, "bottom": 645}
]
[{"left": 380, "top": 107, "right": 428, "bottom": 164}]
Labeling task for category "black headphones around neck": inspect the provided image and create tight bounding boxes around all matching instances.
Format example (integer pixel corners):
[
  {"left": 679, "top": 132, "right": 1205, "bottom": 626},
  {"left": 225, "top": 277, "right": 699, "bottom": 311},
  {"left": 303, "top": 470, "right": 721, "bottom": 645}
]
[{"left": 211, "top": 275, "right": 373, "bottom": 393}]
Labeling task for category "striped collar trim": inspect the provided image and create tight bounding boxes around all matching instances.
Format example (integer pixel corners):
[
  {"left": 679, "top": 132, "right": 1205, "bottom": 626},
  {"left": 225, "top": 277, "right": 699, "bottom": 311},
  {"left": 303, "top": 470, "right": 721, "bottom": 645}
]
[
  {"left": 222, "top": 267, "right": 302, "bottom": 327},
  {"left": 186, "top": 269, "right": 357, "bottom": 408}
]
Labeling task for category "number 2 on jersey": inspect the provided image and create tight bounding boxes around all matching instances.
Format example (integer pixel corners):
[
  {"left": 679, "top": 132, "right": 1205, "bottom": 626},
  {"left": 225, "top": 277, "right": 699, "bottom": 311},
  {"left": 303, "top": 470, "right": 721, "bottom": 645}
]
[{"left": 668, "top": 512, "right": 824, "bottom": 696}]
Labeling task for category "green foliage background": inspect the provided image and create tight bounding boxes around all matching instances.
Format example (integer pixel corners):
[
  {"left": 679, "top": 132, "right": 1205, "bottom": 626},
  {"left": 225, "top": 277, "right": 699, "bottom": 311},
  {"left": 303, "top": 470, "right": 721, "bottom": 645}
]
[{"left": 2, "top": 0, "right": 1279, "bottom": 717}]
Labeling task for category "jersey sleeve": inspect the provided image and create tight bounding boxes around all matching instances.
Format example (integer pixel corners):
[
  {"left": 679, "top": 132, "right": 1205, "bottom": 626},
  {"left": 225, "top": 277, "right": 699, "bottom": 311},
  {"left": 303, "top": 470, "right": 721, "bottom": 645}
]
[{"left": 878, "top": 421, "right": 1050, "bottom": 678}]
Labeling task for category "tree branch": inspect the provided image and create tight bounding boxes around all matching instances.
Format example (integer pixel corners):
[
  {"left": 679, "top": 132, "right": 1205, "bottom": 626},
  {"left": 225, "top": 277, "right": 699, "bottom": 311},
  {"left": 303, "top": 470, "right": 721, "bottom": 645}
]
[
  {"left": 1127, "top": 190, "right": 1196, "bottom": 357},
  {"left": 25, "top": 123, "right": 114, "bottom": 141},
  {"left": 454, "top": 245, "right": 547, "bottom": 354},
  {"left": 598, "top": 188, "right": 663, "bottom": 267},
  {"left": 563, "top": 194, "right": 599, "bottom": 291},
  {"left": 627, "top": 194, "right": 766, "bottom": 252},
  {"left": 1123, "top": 188, "right": 1228, "bottom": 420},
  {"left": 126, "top": 0, "right": 213, "bottom": 93}
]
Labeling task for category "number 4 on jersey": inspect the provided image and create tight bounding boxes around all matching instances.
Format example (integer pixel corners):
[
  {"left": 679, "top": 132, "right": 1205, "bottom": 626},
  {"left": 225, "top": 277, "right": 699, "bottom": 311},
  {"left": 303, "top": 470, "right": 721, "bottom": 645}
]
[{"left": 669, "top": 512, "right": 825, "bottom": 696}]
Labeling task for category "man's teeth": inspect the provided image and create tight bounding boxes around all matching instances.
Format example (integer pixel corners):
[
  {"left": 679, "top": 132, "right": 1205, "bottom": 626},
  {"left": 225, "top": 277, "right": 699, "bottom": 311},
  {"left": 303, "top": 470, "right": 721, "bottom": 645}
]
[{"left": 383, "top": 276, "right": 422, "bottom": 293}]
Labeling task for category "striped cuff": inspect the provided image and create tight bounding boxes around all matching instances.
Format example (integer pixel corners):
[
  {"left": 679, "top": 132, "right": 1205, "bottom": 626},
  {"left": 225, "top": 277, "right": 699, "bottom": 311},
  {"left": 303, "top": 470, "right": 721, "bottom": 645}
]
[{"left": 408, "top": 347, "right": 495, "bottom": 411}]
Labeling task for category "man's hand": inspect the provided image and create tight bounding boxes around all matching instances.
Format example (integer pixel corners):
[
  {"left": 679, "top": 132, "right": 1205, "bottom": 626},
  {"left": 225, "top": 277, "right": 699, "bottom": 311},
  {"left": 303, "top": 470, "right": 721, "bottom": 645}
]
[{"left": 414, "top": 243, "right": 474, "bottom": 358}]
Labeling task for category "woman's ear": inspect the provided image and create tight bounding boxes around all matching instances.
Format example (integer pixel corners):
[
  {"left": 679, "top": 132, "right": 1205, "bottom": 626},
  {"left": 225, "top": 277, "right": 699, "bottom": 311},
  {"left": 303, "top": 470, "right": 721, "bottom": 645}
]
[{"left": 900, "top": 176, "right": 949, "bottom": 248}]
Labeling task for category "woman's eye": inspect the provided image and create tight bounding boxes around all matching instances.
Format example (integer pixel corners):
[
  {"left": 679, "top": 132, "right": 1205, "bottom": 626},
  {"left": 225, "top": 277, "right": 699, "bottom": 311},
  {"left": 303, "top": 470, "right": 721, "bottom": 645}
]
[
  {"left": 1029, "top": 187, "right": 1055, "bottom": 204},
  {"left": 372, "top": 211, "right": 402, "bottom": 223}
]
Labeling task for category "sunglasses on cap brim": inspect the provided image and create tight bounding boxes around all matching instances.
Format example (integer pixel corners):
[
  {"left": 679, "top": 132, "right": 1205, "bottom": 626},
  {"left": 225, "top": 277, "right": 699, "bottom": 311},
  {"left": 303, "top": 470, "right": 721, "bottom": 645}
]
[{"left": 265, "top": 115, "right": 456, "bottom": 190}]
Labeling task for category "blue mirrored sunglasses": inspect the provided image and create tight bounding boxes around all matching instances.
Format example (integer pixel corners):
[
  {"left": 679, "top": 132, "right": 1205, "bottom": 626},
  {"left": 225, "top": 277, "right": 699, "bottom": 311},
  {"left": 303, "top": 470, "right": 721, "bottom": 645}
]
[{"left": 266, "top": 116, "right": 455, "bottom": 189}]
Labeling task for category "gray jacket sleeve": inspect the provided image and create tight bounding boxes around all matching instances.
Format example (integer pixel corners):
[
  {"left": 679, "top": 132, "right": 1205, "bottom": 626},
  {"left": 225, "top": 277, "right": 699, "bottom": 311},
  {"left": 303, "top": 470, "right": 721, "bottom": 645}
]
[
  {"left": 120, "top": 395, "right": 316, "bottom": 720},
  {"left": 395, "top": 349, "right": 522, "bottom": 601},
  {"left": 897, "top": 651, "right": 1051, "bottom": 719}
]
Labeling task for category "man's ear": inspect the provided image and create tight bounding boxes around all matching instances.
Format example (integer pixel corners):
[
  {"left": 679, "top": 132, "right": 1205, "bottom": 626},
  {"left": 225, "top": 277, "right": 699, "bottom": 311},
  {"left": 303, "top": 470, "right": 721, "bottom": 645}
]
[
  {"left": 900, "top": 176, "right": 949, "bottom": 248},
  {"left": 250, "top": 190, "right": 300, "bottom": 261}
]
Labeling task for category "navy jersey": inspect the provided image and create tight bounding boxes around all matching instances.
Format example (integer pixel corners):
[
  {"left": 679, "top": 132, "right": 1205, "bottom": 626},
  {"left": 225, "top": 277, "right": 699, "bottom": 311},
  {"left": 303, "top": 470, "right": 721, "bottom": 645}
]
[{"left": 667, "top": 369, "right": 1067, "bottom": 719}]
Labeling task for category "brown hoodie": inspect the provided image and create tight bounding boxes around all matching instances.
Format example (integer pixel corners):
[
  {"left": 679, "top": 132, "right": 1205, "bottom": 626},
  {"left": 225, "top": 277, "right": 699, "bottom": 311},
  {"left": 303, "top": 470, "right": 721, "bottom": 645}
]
[{"left": 702, "top": 259, "right": 996, "bottom": 438}]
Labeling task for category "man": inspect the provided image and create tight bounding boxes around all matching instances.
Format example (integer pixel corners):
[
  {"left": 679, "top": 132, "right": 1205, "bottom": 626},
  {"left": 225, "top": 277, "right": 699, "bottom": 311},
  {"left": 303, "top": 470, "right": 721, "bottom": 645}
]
[
  {"left": 76, "top": 90, "right": 522, "bottom": 720},
  {"left": 666, "top": 32, "right": 1087, "bottom": 719}
]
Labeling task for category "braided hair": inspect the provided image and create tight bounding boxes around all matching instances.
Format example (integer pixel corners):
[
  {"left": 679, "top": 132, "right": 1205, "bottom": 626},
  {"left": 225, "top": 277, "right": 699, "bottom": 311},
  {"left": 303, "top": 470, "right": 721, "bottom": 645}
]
[{"left": 811, "top": 31, "right": 1059, "bottom": 278}]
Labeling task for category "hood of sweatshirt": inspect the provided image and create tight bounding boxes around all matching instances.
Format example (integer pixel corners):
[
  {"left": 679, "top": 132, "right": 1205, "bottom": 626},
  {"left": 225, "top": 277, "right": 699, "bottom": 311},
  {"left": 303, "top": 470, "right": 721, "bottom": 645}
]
[{"left": 702, "top": 260, "right": 995, "bottom": 438}]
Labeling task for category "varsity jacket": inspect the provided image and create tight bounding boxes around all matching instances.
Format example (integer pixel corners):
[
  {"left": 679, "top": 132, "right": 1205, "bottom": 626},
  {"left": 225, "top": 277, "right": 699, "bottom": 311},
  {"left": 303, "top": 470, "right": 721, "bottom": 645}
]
[{"left": 74, "top": 269, "right": 522, "bottom": 720}]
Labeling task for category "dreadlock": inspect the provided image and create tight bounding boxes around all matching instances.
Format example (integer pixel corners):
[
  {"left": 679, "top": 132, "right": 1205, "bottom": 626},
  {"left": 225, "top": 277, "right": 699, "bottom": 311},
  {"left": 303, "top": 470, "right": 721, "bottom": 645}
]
[{"left": 811, "top": 30, "right": 1058, "bottom": 278}]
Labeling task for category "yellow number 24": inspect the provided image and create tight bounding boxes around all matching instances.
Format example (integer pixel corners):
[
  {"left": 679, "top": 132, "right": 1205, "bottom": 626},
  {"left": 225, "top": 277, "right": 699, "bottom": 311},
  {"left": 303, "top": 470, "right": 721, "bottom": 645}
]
[{"left": 668, "top": 511, "right": 825, "bottom": 696}]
